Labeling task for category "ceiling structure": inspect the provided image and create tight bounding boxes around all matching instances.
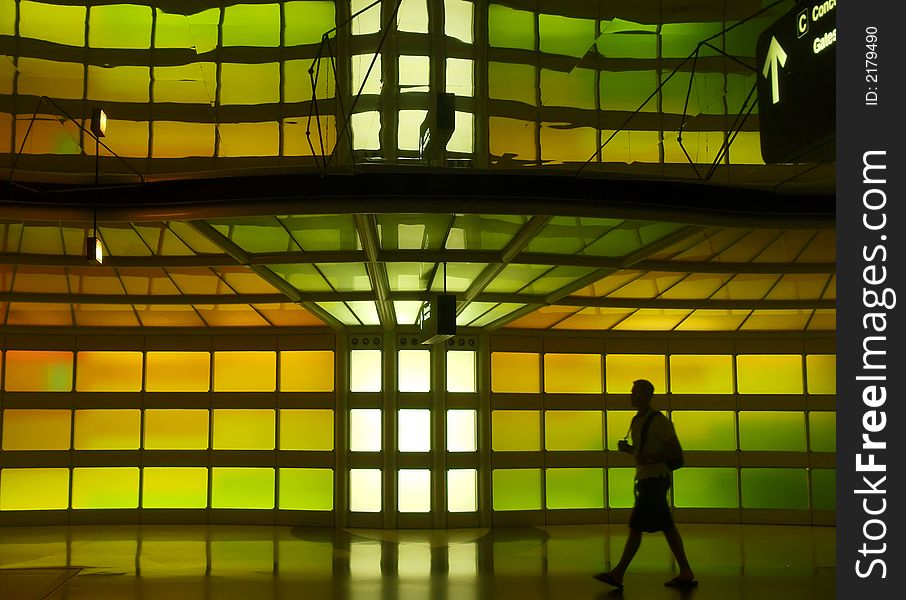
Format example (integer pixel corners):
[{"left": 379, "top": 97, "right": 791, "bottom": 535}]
[{"left": 0, "top": 0, "right": 835, "bottom": 332}]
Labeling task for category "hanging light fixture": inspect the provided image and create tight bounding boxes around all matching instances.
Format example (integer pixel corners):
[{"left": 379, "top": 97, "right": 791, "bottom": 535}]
[{"left": 86, "top": 208, "right": 102, "bottom": 265}]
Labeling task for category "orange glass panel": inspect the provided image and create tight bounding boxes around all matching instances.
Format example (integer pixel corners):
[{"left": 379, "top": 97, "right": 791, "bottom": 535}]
[
  {"left": 213, "top": 351, "right": 276, "bottom": 392},
  {"left": 4, "top": 350, "right": 73, "bottom": 392},
  {"left": 145, "top": 352, "right": 211, "bottom": 392},
  {"left": 75, "top": 351, "right": 142, "bottom": 392},
  {"left": 2, "top": 409, "right": 71, "bottom": 450},
  {"left": 280, "top": 351, "right": 335, "bottom": 392},
  {"left": 144, "top": 409, "right": 209, "bottom": 450},
  {"left": 74, "top": 410, "right": 141, "bottom": 450},
  {"left": 543, "top": 354, "right": 602, "bottom": 394},
  {"left": 490, "top": 352, "right": 540, "bottom": 393},
  {"left": 605, "top": 354, "right": 666, "bottom": 394}
]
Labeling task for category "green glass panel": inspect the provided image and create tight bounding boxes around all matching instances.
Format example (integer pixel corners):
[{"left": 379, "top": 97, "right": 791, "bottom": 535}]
[
  {"left": 72, "top": 467, "right": 139, "bottom": 509},
  {"left": 660, "top": 22, "right": 724, "bottom": 58},
  {"left": 20, "top": 1, "right": 85, "bottom": 46},
  {"left": 386, "top": 263, "right": 432, "bottom": 291},
  {"left": 545, "top": 411, "right": 603, "bottom": 450},
  {"left": 430, "top": 263, "right": 487, "bottom": 293},
  {"left": 280, "top": 215, "right": 359, "bottom": 251},
  {"left": 727, "top": 73, "right": 759, "bottom": 115},
  {"left": 142, "top": 467, "right": 208, "bottom": 508},
  {"left": 739, "top": 411, "right": 806, "bottom": 451},
  {"left": 493, "top": 469, "right": 541, "bottom": 510},
  {"left": 492, "top": 410, "right": 540, "bottom": 451},
  {"left": 607, "top": 468, "right": 635, "bottom": 508},
  {"left": 211, "top": 468, "right": 275, "bottom": 509},
  {"left": 811, "top": 469, "right": 836, "bottom": 510},
  {"left": 155, "top": 8, "right": 220, "bottom": 53},
  {"left": 539, "top": 14, "right": 595, "bottom": 57},
  {"left": 285, "top": 1, "right": 335, "bottom": 45},
  {"left": 270, "top": 264, "right": 332, "bottom": 291},
  {"left": 222, "top": 3, "right": 279, "bottom": 46},
  {"left": 279, "top": 468, "right": 333, "bottom": 511},
  {"left": 456, "top": 302, "right": 496, "bottom": 327},
  {"left": 546, "top": 468, "right": 604, "bottom": 509},
  {"left": 673, "top": 468, "right": 738, "bottom": 508},
  {"left": 488, "top": 5, "right": 534, "bottom": 50},
  {"left": 583, "top": 228, "right": 641, "bottom": 257},
  {"left": 489, "top": 62, "right": 535, "bottom": 104},
  {"left": 600, "top": 71, "right": 658, "bottom": 112},
  {"left": 318, "top": 263, "right": 371, "bottom": 291},
  {"left": 220, "top": 63, "right": 280, "bottom": 105},
  {"left": 671, "top": 411, "right": 736, "bottom": 451},
  {"left": 809, "top": 412, "right": 836, "bottom": 452},
  {"left": 484, "top": 264, "right": 552, "bottom": 293},
  {"left": 89, "top": 4, "right": 151, "bottom": 49},
  {"left": 528, "top": 217, "right": 622, "bottom": 254},
  {"left": 470, "top": 303, "right": 525, "bottom": 327},
  {"left": 211, "top": 218, "right": 291, "bottom": 253},
  {"left": 377, "top": 214, "right": 452, "bottom": 250},
  {"left": 520, "top": 266, "right": 597, "bottom": 295},
  {"left": 662, "top": 72, "right": 725, "bottom": 116},
  {"left": 597, "top": 31, "right": 656, "bottom": 59},
  {"left": 447, "top": 215, "right": 527, "bottom": 250},
  {"left": 741, "top": 468, "right": 808, "bottom": 509},
  {"left": 605, "top": 411, "right": 634, "bottom": 451},
  {"left": 316, "top": 302, "right": 359, "bottom": 326}
]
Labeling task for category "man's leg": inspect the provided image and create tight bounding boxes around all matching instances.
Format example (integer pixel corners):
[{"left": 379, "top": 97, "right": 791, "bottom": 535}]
[{"left": 663, "top": 525, "right": 695, "bottom": 580}]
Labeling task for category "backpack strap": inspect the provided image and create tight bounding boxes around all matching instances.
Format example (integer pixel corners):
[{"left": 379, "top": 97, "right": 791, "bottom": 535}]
[{"left": 637, "top": 410, "right": 661, "bottom": 454}]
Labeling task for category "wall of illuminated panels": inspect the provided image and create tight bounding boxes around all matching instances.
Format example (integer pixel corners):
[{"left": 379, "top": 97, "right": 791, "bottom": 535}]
[{"left": 488, "top": 337, "right": 835, "bottom": 526}]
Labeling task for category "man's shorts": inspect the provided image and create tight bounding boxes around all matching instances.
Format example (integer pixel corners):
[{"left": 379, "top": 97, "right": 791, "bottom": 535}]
[{"left": 628, "top": 476, "right": 674, "bottom": 533}]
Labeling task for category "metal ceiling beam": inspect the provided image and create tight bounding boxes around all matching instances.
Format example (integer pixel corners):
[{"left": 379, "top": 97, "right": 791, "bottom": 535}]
[
  {"left": 353, "top": 214, "right": 396, "bottom": 330},
  {"left": 475, "top": 294, "right": 836, "bottom": 311},
  {"left": 184, "top": 220, "right": 344, "bottom": 329}
]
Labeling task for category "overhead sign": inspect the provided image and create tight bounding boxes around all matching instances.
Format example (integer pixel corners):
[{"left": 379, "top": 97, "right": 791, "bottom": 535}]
[{"left": 756, "top": 0, "right": 836, "bottom": 163}]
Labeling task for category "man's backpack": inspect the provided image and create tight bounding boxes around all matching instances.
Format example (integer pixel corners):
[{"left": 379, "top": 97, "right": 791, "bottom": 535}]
[{"left": 639, "top": 411, "right": 684, "bottom": 471}]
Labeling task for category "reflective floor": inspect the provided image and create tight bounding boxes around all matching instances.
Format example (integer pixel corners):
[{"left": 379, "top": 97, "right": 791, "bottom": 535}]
[{"left": 0, "top": 523, "right": 834, "bottom": 599}]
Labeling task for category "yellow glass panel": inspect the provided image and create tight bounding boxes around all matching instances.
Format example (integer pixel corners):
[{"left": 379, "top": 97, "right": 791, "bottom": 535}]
[
  {"left": 447, "top": 350, "right": 476, "bottom": 393},
  {"left": 72, "top": 468, "right": 139, "bottom": 509},
  {"left": 669, "top": 355, "right": 734, "bottom": 394},
  {"left": 142, "top": 468, "right": 208, "bottom": 509},
  {"left": 154, "top": 8, "right": 219, "bottom": 52},
  {"left": 671, "top": 411, "right": 736, "bottom": 451},
  {"left": 279, "top": 409, "right": 333, "bottom": 451},
  {"left": 0, "top": 2, "right": 14, "bottom": 35},
  {"left": 20, "top": 1, "right": 85, "bottom": 46},
  {"left": 16, "top": 58, "right": 83, "bottom": 100},
  {"left": 349, "top": 469, "right": 381, "bottom": 512},
  {"left": 736, "top": 355, "right": 803, "bottom": 394},
  {"left": 399, "top": 409, "right": 430, "bottom": 452},
  {"left": 74, "top": 410, "right": 140, "bottom": 450},
  {"left": 89, "top": 4, "right": 152, "bottom": 48},
  {"left": 739, "top": 411, "right": 806, "bottom": 451},
  {"left": 211, "top": 468, "right": 274, "bottom": 509},
  {"left": 153, "top": 63, "right": 217, "bottom": 104},
  {"left": 599, "top": 129, "right": 661, "bottom": 163},
  {"left": 605, "top": 354, "right": 666, "bottom": 394},
  {"left": 151, "top": 122, "right": 215, "bottom": 158},
  {"left": 0, "top": 468, "right": 69, "bottom": 510},
  {"left": 399, "top": 350, "right": 430, "bottom": 392},
  {"left": 222, "top": 3, "right": 279, "bottom": 46},
  {"left": 491, "top": 352, "right": 540, "bottom": 393},
  {"left": 285, "top": 1, "right": 335, "bottom": 45},
  {"left": 2, "top": 409, "right": 70, "bottom": 450},
  {"left": 806, "top": 355, "right": 836, "bottom": 395},
  {"left": 221, "top": 63, "right": 280, "bottom": 105},
  {"left": 489, "top": 117, "right": 537, "bottom": 162},
  {"left": 492, "top": 410, "right": 540, "bottom": 451},
  {"left": 350, "top": 409, "right": 381, "bottom": 452},
  {"left": 280, "top": 351, "right": 334, "bottom": 392},
  {"left": 447, "top": 410, "right": 476, "bottom": 452},
  {"left": 93, "top": 120, "right": 148, "bottom": 159},
  {"left": 87, "top": 65, "right": 150, "bottom": 103},
  {"left": 145, "top": 352, "right": 210, "bottom": 392},
  {"left": 213, "top": 409, "right": 275, "bottom": 450},
  {"left": 75, "top": 351, "right": 142, "bottom": 392},
  {"left": 4, "top": 350, "right": 72, "bottom": 392},
  {"left": 543, "top": 353, "right": 602, "bottom": 394},
  {"left": 279, "top": 468, "right": 333, "bottom": 511},
  {"left": 605, "top": 410, "right": 634, "bottom": 450},
  {"left": 540, "top": 125, "right": 597, "bottom": 164},
  {"left": 350, "top": 350, "right": 381, "bottom": 392},
  {"left": 218, "top": 122, "right": 279, "bottom": 157},
  {"left": 143, "top": 409, "right": 209, "bottom": 450},
  {"left": 398, "top": 469, "right": 431, "bottom": 512},
  {"left": 545, "top": 411, "right": 603, "bottom": 450},
  {"left": 447, "top": 469, "right": 477, "bottom": 512},
  {"left": 213, "top": 351, "right": 276, "bottom": 392}
]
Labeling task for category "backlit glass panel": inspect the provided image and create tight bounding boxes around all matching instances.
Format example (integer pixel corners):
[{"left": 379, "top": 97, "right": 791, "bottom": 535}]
[
  {"left": 213, "top": 352, "right": 276, "bottom": 392},
  {"left": 607, "top": 468, "right": 635, "bottom": 508},
  {"left": 446, "top": 350, "right": 476, "bottom": 393},
  {"left": 350, "top": 350, "right": 382, "bottom": 392},
  {"left": 447, "top": 469, "right": 477, "bottom": 512},
  {"left": 72, "top": 467, "right": 139, "bottom": 509},
  {"left": 605, "top": 355, "right": 667, "bottom": 394},
  {"left": 212, "top": 468, "right": 275, "bottom": 509},
  {"left": 75, "top": 351, "right": 142, "bottom": 392},
  {"left": 736, "top": 355, "right": 803, "bottom": 394},
  {"left": 811, "top": 469, "right": 835, "bottom": 510},
  {"left": 741, "top": 468, "right": 809, "bottom": 509},
  {"left": 350, "top": 469, "right": 381, "bottom": 512},
  {"left": 545, "top": 411, "right": 603, "bottom": 451},
  {"left": 2, "top": 410, "right": 71, "bottom": 450},
  {"left": 398, "top": 410, "right": 430, "bottom": 452},
  {"left": 545, "top": 468, "right": 604, "bottom": 509},
  {"left": 738, "top": 412, "right": 806, "bottom": 451},
  {"left": 0, "top": 468, "right": 69, "bottom": 510},
  {"left": 142, "top": 467, "right": 208, "bottom": 508},
  {"left": 543, "top": 354, "right": 602, "bottom": 394},
  {"left": 399, "top": 350, "right": 430, "bottom": 392},
  {"left": 809, "top": 412, "right": 835, "bottom": 452},
  {"left": 3, "top": 350, "right": 73, "bottom": 392},
  {"left": 279, "top": 409, "right": 334, "bottom": 451},
  {"left": 605, "top": 411, "right": 635, "bottom": 451},
  {"left": 491, "top": 352, "right": 540, "bottom": 393},
  {"left": 806, "top": 355, "right": 836, "bottom": 394},
  {"left": 447, "top": 410, "right": 476, "bottom": 452},
  {"left": 280, "top": 351, "right": 335, "bottom": 392},
  {"left": 673, "top": 468, "right": 738, "bottom": 508},
  {"left": 279, "top": 468, "right": 333, "bottom": 511},
  {"left": 671, "top": 411, "right": 736, "bottom": 451},
  {"left": 669, "top": 355, "right": 734, "bottom": 394},
  {"left": 213, "top": 410, "right": 275, "bottom": 450},
  {"left": 350, "top": 409, "right": 382, "bottom": 452},
  {"left": 74, "top": 410, "right": 140, "bottom": 450},
  {"left": 145, "top": 352, "right": 210, "bottom": 392},
  {"left": 492, "top": 411, "right": 540, "bottom": 451},
  {"left": 493, "top": 469, "right": 541, "bottom": 511},
  {"left": 398, "top": 469, "right": 431, "bottom": 512},
  {"left": 143, "top": 410, "right": 209, "bottom": 450}
]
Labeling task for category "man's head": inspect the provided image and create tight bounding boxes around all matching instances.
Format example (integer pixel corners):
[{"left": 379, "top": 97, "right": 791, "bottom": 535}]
[{"left": 631, "top": 379, "right": 655, "bottom": 410}]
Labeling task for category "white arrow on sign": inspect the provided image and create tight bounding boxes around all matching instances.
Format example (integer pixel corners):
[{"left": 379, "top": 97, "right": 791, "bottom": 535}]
[{"left": 762, "top": 36, "right": 788, "bottom": 104}]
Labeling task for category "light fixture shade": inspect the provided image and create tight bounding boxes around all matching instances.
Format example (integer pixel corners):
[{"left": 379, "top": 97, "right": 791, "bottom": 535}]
[
  {"left": 86, "top": 236, "right": 103, "bottom": 264},
  {"left": 90, "top": 108, "right": 107, "bottom": 138}
]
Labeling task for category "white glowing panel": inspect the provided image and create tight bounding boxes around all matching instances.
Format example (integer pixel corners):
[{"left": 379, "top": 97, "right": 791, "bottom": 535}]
[
  {"left": 350, "top": 409, "right": 382, "bottom": 452},
  {"left": 398, "top": 350, "right": 431, "bottom": 392},
  {"left": 398, "top": 469, "right": 431, "bottom": 512},
  {"left": 350, "top": 349, "right": 381, "bottom": 392},
  {"left": 447, "top": 469, "right": 477, "bottom": 512},
  {"left": 446, "top": 350, "right": 476, "bottom": 393},
  {"left": 349, "top": 469, "right": 381, "bottom": 512},
  {"left": 446, "top": 410, "right": 476, "bottom": 452}
]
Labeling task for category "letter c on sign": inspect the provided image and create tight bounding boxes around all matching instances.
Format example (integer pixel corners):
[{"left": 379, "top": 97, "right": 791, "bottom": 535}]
[{"left": 797, "top": 9, "right": 809, "bottom": 37}]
